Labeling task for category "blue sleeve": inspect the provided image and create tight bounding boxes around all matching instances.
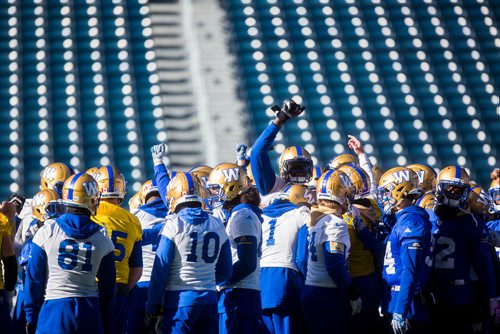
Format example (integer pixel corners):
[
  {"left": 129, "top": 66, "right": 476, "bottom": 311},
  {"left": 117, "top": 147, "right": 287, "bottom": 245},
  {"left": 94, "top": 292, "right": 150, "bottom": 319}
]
[
  {"left": 226, "top": 236, "right": 258, "bottom": 285},
  {"left": 215, "top": 240, "right": 232, "bottom": 284},
  {"left": 470, "top": 221, "right": 496, "bottom": 300},
  {"left": 129, "top": 240, "right": 143, "bottom": 267},
  {"left": 250, "top": 122, "right": 280, "bottom": 195},
  {"left": 323, "top": 243, "right": 350, "bottom": 291},
  {"left": 146, "top": 236, "right": 175, "bottom": 314},
  {"left": 24, "top": 243, "right": 47, "bottom": 324},
  {"left": 357, "top": 227, "right": 385, "bottom": 274},
  {"left": 97, "top": 251, "right": 116, "bottom": 323},
  {"left": 154, "top": 164, "right": 171, "bottom": 208},
  {"left": 142, "top": 224, "right": 164, "bottom": 246},
  {"left": 395, "top": 236, "right": 427, "bottom": 317},
  {"left": 295, "top": 225, "right": 309, "bottom": 279}
]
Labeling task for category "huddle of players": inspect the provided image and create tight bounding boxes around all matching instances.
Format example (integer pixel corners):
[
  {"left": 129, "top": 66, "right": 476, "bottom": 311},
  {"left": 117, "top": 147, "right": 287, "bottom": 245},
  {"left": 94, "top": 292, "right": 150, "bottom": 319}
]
[{"left": 0, "top": 99, "right": 499, "bottom": 334}]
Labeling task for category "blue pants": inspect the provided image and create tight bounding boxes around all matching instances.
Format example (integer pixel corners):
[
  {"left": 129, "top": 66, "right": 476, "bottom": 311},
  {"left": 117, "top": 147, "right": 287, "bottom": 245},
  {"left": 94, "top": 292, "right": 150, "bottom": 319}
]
[
  {"left": 262, "top": 309, "right": 306, "bottom": 334},
  {"left": 0, "top": 290, "right": 13, "bottom": 334},
  {"left": 13, "top": 288, "right": 26, "bottom": 334},
  {"left": 35, "top": 297, "right": 103, "bottom": 334},
  {"left": 348, "top": 273, "right": 382, "bottom": 334},
  {"left": 218, "top": 288, "right": 264, "bottom": 334},
  {"left": 110, "top": 293, "right": 129, "bottom": 334},
  {"left": 163, "top": 304, "right": 217, "bottom": 334},
  {"left": 127, "top": 284, "right": 148, "bottom": 334},
  {"left": 301, "top": 285, "right": 349, "bottom": 334}
]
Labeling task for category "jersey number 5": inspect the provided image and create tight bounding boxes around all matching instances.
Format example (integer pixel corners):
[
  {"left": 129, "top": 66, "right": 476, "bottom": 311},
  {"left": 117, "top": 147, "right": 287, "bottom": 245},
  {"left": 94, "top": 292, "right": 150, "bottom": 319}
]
[
  {"left": 111, "top": 231, "right": 128, "bottom": 262},
  {"left": 58, "top": 239, "right": 93, "bottom": 271}
]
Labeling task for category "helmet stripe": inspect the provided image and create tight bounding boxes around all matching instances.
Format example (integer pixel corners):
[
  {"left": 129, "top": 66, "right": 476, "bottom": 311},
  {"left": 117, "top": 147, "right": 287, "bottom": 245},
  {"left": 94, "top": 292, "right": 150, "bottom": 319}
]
[
  {"left": 295, "top": 146, "right": 303, "bottom": 157},
  {"left": 67, "top": 172, "right": 84, "bottom": 200},
  {"left": 185, "top": 172, "right": 194, "bottom": 194},
  {"left": 455, "top": 165, "right": 461, "bottom": 179},
  {"left": 106, "top": 166, "right": 115, "bottom": 192},
  {"left": 314, "top": 166, "right": 321, "bottom": 178},
  {"left": 348, "top": 163, "right": 368, "bottom": 192},
  {"left": 321, "top": 170, "right": 334, "bottom": 194}
]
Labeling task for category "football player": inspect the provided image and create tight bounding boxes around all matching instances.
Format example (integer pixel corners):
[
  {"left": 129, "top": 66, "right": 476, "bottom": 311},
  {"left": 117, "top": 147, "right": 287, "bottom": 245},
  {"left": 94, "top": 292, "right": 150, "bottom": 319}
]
[
  {"left": 13, "top": 189, "right": 63, "bottom": 333},
  {"left": 249, "top": 99, "right": 312, "bottom": 199},
  {"left": 377, "top": 167, "right": 432, "bottom": 334},
  {"left": 24, "top": 173, "right": 116, "bottom": 333},
  {"left": 127, "top": 180, "right": 167, "bottom": 334},
  {"left": 145, "top": 172, "right": 231, "bottom": 333},
  {"left": 338, "top": 163, "right": 384, "bottom": 333},
  {"left": 260, "top": 184, "right": 310, "bottom": 334},
  {"left": 300, "top": 170, "right": 353, "bottom": 334},
  {"left": 487, "top": 169, "right": 500, "bottom": 261},
  {"left": 207, "top": 163, "right": 264, "bottom": 334},
  {"left": 15, "top": 162, "right": 74, "bottom": 253},
  {"left": 429, "top": 166, "right": 498, "bottom": 333},
  {"left": 92, "top": 165, "right": 143, "bottom": 334},
  {"left": 0, "top": 202, "right": 17, "bottom": 334},
  {"left": 151, "top": 143, "right": 172, "bottom": 208}
]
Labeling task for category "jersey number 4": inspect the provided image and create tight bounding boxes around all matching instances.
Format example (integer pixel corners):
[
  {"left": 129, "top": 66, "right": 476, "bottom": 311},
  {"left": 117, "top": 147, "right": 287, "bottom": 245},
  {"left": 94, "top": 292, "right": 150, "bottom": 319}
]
[
  {"left": 58, "top": 239, "right": 93, "bottom": 271},
  {"left": 187, "top": 232, "right": 220, "bottom": 263}
]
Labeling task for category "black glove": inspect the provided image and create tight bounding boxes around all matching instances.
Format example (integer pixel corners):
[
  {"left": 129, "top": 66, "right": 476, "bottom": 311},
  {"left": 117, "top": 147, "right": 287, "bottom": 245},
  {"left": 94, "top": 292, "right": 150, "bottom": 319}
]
[
  {"left": 145, "top": 313, "right": 161, "bottom": 334},
  {"left": 272, "top": 99, "right": 305, "bottom": 123},
  {"left": 26, "top": 322, "right": 36, "bottom": 334},
  {"left": 8, "top": 193, "right": 25, "bottom": 214}
]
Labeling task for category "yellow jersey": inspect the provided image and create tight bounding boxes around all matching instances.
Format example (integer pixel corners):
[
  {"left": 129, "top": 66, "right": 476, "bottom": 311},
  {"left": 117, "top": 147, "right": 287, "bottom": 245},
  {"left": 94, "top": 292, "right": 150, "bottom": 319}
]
[
  {"left": 93, "top": 201, "right": 142, "bottom": 284},
  {"left": 344, "top": 213, "right": 375, "bottom": 278},
  {"left": 0, "top": 213, "right": 12, "bottom": 290}
]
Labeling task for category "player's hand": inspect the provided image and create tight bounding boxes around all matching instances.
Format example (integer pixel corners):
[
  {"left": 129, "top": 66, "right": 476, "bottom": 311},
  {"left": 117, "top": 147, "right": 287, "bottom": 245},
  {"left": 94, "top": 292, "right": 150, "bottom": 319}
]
[
  {"left": 272, "top": 99, "right": 305, "bottom": 125},
  {"left": 349, "top": 297, "right": 363, "bottom": 316},
  {"left": 489, "top": 297, "right": 500, "bottom": 324},
  {"left": 347, "top": 135, "right": 364, "bottom": 155},
  {"left": 391, "top": 313, "right": 410, "bottom": 334},
  {"left": 236, "top": 143, "right": 248, "bottom": 162},
  {"left": 151, "top": 143, "right": 168, "bottom": 165},
  {"left": 145, "top": 313, "right": 161, "bottom": 334},
  {"left": 26, "top": 322, "right": 36, "bottom": 334}
]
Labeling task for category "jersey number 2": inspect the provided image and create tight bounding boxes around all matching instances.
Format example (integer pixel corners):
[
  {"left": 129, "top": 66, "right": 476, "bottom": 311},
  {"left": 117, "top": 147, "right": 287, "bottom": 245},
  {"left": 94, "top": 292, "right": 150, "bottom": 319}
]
[
  {"left": 187, "top": 232, "right": 220, "bottom": 263},
  {"left": 58, "top": 239, "right": 93, "bottom": 271}
]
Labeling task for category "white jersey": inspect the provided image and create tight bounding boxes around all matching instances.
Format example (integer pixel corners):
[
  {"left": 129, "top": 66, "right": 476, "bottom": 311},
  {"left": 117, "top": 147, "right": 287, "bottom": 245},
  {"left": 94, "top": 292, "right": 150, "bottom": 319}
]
[
  {"left": 162, "top": 214, "right": 228, "bottom": 291},
  {"left": 14, "top": 199, "right": 33, "bottom": 254},
  {"left": 305, "top": 214, "right": 350, "bottom": 288},
  {"left": 261, "top": 206, "right": 310, "bottom": 271},
  {"left": 223, "top": 207, "right": 262, "bottom": 290},
  {"left": 259, "top": 176, "right": 286, "bottom": 209},
  {"left": 134, "top": 209, "right": 165, "bottom": 283},
  {"left": 33, "top": 219, "right": 114, "bottom": 300}
]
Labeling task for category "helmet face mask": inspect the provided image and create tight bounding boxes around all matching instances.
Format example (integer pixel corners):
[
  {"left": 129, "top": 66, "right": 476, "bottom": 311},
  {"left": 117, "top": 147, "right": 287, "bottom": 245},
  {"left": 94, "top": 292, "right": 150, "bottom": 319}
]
[
  {"left": 279, "top": 146, "right": 313, "bottom": 184},
  {"left": 434, "top": 165, "right": 470, "bottom": 209},
  {"left": 45, "top": 201, "right": 66, "bottom": 220},
  {"left": 207, "top": 163, "right": 249, "bottom": 206},
  {"left": 377, "top": 167, "right": 420, "bottom": 215}
]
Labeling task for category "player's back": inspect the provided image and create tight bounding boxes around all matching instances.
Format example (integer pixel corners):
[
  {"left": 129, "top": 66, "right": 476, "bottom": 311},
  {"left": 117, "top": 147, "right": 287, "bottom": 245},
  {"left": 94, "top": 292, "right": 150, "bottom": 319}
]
[
  {"left": 261, "top": 202, "right": 309, "bottom": 270},
  {"left": 344, "top": 213, "right": 375, "bottom": 277},
  {"left": 164, "top": 211, "right": 228, "bottom": 291},
  {"left": 431, "top": 212, "right": 488, "bottom": 304},
  {"left": 93, "top": 201, "right": 142, "bottom": 284},
  {"left": 34, "top": 215, "right": 114, "bottom": 299}
]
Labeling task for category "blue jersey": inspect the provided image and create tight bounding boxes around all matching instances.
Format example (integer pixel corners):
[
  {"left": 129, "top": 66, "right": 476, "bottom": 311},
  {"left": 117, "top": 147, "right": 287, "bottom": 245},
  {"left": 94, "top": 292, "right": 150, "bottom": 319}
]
[
  {"left": 382, "top": 206, "right": 432, "bottom": 319},
  {"left": 250, "top": 122, "right": 281, "bottom": 196},
  {"left": 430, "top": 212, "right": 496, "bottom": 305},
  {"left": 487, "top": 218, "right": 500, "bottom": 260}
]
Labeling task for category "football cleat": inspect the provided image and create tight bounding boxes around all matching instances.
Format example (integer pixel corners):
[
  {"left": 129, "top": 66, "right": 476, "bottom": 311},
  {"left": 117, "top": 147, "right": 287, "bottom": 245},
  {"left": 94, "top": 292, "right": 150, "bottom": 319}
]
[
  {"left": 278, "top": 146, "right": 313, "bottom": 184},
  {"left": 377, "top": 167, "right": 421, "bottom": 214},
  {"left": 40, "top": 162, "right": 74, "bottom": 196},
  {"left": 62, "top": 173, "right": 100, "bottom": 214},
  {"left": 407, "top": 163, "right": 437, "bottom": 194},
  {"left": 94, "top": 165, "right": 127, "bottom": 201},
  {"left": 316, "top": 169, "right": 353, "bottom": 211},
  {"left": 435, "top": 165, "right": 470, "bottom": 209}
]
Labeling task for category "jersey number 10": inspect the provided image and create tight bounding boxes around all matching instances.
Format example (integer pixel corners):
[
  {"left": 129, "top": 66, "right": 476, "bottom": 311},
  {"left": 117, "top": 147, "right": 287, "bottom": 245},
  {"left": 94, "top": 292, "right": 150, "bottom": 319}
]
[{"left": 187, "top": 232, "right": 220, "bottom": 264}]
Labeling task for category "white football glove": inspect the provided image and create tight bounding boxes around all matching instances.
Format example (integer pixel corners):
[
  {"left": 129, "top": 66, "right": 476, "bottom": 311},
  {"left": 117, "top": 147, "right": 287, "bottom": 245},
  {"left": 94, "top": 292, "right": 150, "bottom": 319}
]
[
  {"left": 151, "top": 143, "right": 167, "bottom": 166},
  {"left": 391, "top": 313, "right": 410, "bottom": 334}
]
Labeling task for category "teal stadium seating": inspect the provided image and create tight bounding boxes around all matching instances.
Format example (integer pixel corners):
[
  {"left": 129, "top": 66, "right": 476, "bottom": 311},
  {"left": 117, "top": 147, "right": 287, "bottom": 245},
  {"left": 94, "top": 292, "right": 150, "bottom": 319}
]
[
  {"left": 222, "top": 0, "right": 499, "bottom": 186},
  {"left": 1, "top": 0, "right": 162, "bottom": 200}
]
